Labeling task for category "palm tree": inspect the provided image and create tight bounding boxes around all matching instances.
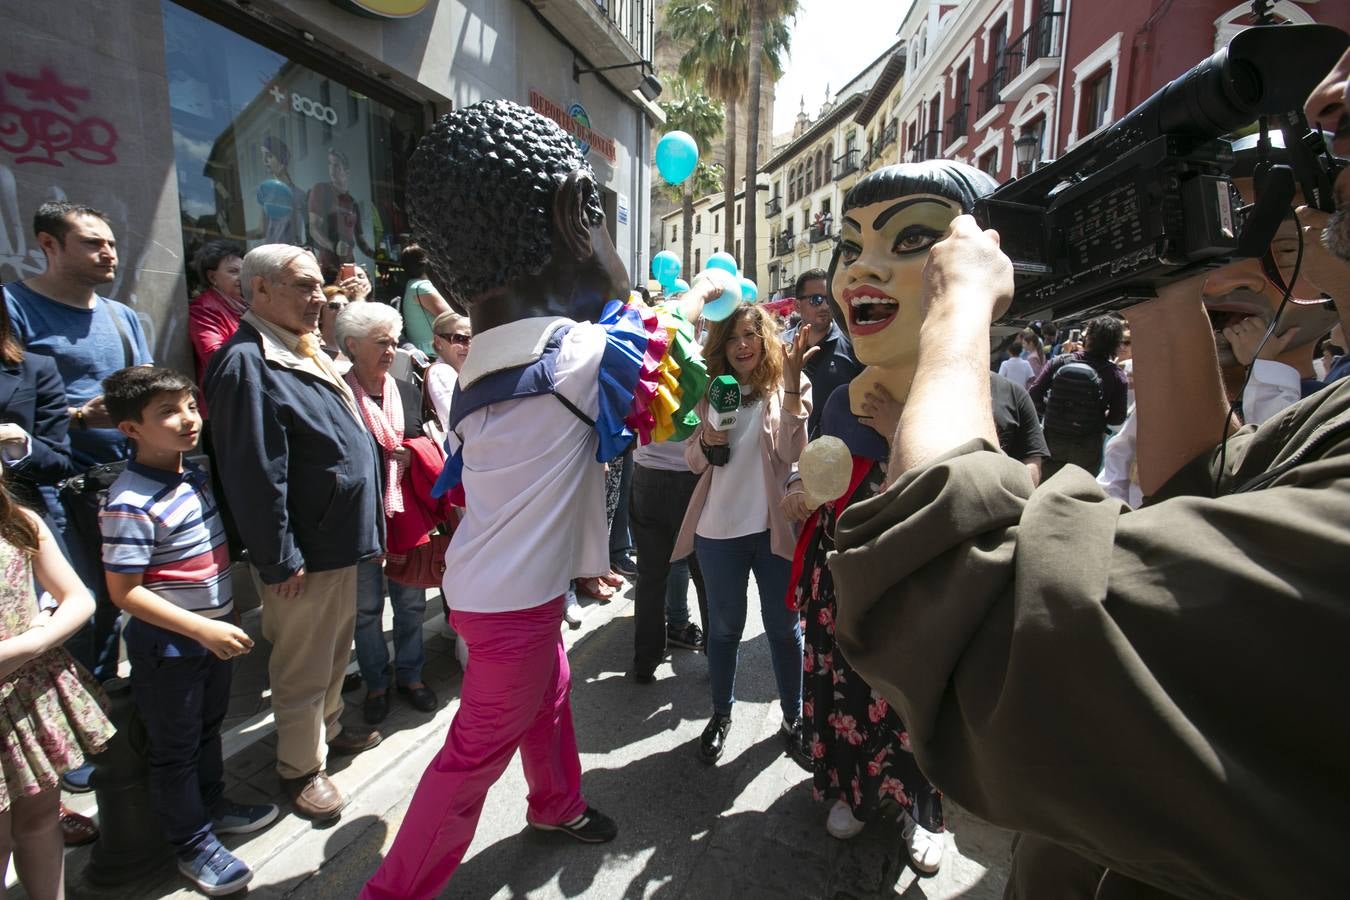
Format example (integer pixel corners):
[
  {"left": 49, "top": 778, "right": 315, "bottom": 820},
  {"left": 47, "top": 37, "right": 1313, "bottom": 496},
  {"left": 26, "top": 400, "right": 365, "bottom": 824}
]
[
  {"left": 658, "top": 80, "right": 724, "bottom": 277},
  {"left": 742, "top": 1, "right": 797, "bottom": 286},
  {"left": 665, "top": 0, "right": 793, "bottom": 278},
  {"left": 665, "top": 0, "right": 749, "bottom": 270}
]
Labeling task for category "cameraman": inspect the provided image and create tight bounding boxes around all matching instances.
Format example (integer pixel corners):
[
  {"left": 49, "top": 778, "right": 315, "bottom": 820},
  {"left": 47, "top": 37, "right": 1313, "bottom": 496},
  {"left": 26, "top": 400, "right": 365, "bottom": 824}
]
[{"left": 827, "top": 64, "right": 1350, "bottom": 900}]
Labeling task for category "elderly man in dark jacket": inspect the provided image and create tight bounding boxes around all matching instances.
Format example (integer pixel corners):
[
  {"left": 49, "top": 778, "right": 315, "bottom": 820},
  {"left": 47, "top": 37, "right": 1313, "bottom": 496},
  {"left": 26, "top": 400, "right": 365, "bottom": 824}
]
[{"left": 204, "top": 244, "right": 384, "bottom": 823}]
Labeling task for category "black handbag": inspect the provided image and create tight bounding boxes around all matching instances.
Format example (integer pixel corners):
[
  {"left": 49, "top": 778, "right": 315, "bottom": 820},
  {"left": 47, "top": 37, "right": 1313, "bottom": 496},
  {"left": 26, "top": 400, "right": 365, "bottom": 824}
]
[{"left": 56, "top": 302, "right": 136, "bottom": 548}]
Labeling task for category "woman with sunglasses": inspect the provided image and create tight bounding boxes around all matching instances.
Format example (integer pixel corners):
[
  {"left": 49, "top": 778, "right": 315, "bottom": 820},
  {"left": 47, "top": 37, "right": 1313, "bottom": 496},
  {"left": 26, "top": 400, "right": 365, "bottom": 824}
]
[
  {"left": 424, "top": 311, "right": 471, "bottom": 435},
  {"left": 783, "top": 269, "right": 862, "bottom": 439}
]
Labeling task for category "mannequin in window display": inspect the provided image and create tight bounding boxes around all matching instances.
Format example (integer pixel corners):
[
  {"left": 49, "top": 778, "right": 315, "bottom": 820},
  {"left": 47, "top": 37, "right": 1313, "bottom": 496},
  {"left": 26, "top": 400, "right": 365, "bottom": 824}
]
[
  {"left": 360, "top": 99, "right": 712, "bottom": 900},
  {"left": 308, "top": 147, "right": 376, "bottom": 280},
  {"left": 786, "top": 161, "right": 1037, "bottom": 876},
  {"left": 256, "top": 135, "right": 305, "bottom": 246}
]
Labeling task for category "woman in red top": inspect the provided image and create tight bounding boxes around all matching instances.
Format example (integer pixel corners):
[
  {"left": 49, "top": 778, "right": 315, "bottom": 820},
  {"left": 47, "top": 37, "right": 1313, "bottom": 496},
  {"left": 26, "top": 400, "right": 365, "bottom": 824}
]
[{"left": 188, "top": 241, "right": 247, "bottom": 391}]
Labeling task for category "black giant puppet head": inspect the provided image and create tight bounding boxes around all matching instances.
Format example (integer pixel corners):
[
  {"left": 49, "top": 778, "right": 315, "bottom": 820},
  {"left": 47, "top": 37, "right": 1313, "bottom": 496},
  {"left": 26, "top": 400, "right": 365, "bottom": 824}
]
[{"left": 406, "top": 100, "right": 629, "bottom": 329}]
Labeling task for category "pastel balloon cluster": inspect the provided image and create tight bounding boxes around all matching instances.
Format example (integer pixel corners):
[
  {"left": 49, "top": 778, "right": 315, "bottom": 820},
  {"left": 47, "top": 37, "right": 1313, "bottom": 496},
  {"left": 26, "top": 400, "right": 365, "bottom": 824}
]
[{"left": 694, "top": 253, "right": 759, "bottom": 322}]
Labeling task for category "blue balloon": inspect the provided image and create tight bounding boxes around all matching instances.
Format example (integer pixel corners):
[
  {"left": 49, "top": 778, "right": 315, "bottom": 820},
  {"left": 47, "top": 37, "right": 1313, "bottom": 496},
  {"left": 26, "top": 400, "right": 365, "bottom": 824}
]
[
  {"left": 655, "top": 131, "right": 699, "bottom": 185},
  {"left": 700, "top": 268, "right": 742, "bottom": 322},
  {"left": 669, "top": 278, "right": 690, "bottom": 295},
  {"left": 257, "top": 178, "right": 294, "bottom": 219},
  {"left": 739, "top": 277, "right": 758, "bottom": 303},
  {"left": 651, "top": 251, "right": 681, "bottom": 287},
  {"left": 706, "top": 252, "right": 738, "bottom": 277}
]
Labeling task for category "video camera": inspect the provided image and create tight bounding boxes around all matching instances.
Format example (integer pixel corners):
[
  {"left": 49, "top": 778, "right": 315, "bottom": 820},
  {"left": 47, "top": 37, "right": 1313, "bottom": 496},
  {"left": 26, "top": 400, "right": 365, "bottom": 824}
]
[{"left": 974, "top": 24, "right": 1349, "bottom": 324}]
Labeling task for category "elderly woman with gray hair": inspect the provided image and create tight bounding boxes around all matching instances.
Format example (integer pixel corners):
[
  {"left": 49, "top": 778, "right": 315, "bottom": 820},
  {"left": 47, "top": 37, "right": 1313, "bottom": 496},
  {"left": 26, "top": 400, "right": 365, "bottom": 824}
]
[{"left": 334, "top": 302, "right": 440, "bottom": 724}]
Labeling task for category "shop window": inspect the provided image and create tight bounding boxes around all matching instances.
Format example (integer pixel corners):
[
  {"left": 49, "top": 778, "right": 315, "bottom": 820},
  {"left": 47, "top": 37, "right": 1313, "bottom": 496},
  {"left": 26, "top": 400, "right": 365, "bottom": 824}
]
[
  {"left": 162, "top": 2, "right": 420, "bottom": 288},
  {"left": 1080, "top": 67, "right": 1112, "bottom": 136}
]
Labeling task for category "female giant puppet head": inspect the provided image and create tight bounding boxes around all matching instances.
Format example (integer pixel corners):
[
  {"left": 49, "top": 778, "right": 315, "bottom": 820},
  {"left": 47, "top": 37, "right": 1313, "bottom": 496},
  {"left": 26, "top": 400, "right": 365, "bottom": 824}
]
[{"left": 827, "top": 160, "right": 999, "bottom": 416}]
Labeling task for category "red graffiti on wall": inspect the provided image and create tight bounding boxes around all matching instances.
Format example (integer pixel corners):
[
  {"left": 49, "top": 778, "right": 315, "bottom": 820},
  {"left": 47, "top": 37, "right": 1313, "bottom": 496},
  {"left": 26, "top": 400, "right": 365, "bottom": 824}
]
[{"left": 0, "top": 67, "right": 119, "bottom": 167}]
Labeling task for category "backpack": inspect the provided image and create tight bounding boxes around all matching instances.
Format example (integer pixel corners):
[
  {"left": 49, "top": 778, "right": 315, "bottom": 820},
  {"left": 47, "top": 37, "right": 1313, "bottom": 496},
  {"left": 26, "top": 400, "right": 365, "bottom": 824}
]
[{"left": 1043, "top": 357, "right": 1106, "bottom": 436}]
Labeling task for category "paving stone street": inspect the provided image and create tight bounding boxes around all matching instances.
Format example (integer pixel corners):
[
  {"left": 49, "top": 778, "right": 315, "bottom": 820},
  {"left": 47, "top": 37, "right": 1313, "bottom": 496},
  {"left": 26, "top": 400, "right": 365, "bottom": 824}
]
[{"left": 46, "top": 576, "right": 1012, "bottom": 899}]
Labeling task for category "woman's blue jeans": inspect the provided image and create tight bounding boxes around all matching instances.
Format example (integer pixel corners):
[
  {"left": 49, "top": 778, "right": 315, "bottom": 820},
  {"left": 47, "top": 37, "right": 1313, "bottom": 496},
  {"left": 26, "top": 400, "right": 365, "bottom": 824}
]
[
  {"left": 695, "top": 531, "right": 802, "bottom": 720},
  {"left": 355, "top": 559, "right": 428, "bottom": 691}
]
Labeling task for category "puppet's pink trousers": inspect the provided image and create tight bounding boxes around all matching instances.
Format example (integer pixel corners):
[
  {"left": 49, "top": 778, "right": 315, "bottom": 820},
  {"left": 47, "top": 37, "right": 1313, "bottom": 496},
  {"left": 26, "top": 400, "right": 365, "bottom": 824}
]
[{"left": 360, "top": 595, "right": 586, "bottom": 899}]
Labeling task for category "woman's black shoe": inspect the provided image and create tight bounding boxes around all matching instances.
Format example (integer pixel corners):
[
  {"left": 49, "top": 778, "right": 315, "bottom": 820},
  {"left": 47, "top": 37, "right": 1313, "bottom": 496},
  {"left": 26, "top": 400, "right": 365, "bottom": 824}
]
[
  {"left": 397, "top": 683, "right": 439, "bottom": 712},
  {"left": 699, "top": 713, "right": 732, "bottom": 764},
  {"left": 363, "top": 690, "right": 390, "bottom": 725}
]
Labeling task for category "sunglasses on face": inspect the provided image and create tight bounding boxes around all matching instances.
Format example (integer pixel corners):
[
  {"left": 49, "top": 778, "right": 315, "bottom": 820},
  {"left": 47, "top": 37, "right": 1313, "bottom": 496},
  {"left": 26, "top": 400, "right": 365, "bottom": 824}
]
[
  {"left": 438, "top": 333, "right": 471, "bottom": 346},
  {"left": 802, "top": 293, "right": 828, "bottom": 307}
]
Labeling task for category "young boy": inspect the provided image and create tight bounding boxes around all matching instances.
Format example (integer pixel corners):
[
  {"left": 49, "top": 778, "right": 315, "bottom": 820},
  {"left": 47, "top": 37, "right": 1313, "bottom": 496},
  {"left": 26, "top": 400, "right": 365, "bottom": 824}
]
[{"left": 99, "top": 367, "right": 277, "bottom": 896}]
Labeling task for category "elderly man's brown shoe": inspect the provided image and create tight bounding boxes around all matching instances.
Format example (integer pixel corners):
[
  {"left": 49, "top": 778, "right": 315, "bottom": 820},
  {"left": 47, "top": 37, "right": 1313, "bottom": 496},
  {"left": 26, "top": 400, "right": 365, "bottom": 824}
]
[{"left": 282, "top": 771, "right": 345, "bottom": 822}]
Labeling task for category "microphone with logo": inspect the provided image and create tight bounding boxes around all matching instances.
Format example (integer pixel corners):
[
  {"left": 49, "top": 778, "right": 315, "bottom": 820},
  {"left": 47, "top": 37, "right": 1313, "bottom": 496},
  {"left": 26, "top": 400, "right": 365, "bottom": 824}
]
[{"left": 702, "top": 375, "right": 741, "bottom": 467}]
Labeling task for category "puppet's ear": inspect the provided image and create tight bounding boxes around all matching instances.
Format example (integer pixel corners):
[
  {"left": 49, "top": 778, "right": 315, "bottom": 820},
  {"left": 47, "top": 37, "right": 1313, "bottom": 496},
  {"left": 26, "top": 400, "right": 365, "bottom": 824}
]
[{"left": 552, "top": 169, "right": 599, "bottom": 263}]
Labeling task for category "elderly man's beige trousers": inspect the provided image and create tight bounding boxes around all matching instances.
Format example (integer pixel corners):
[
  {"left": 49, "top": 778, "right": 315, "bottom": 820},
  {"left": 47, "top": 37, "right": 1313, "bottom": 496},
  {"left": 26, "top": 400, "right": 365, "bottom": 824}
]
[{"left": 251, "top": 565, "right": 358, "bottom": 780}]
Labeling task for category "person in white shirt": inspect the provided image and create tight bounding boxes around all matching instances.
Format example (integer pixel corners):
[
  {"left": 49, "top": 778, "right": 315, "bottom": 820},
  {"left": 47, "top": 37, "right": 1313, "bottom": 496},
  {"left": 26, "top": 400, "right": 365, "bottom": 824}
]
[{"left": 997, "top": 341, "right": 1035, "bottom": 388}]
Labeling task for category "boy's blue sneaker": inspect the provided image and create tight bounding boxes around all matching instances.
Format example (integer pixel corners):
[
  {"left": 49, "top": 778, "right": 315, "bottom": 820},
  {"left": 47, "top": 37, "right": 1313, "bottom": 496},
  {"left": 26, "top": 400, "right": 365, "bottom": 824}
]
[
  {"left": 60, "top": 763, "right": 94, "bottom": 793},
  {"left": 178, "top": 841, "right": 252, "bottom": 896},
  {"left": 211, "top": 799, "right": 280, "bottom": 836}
]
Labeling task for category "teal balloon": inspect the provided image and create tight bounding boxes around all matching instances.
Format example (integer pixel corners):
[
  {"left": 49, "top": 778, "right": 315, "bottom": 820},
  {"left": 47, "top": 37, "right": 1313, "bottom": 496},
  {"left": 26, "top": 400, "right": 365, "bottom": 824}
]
[
  {"left": 651, "top": 251, "right": 681, "bottom": 287},
  {"left": 739, "top": 277, "right": 758, "bottom": 303},
  {"left": 706, "top": 252, "right": 738, "bottom": 276},
  {"left": 655, "top": 131, "right": 699, "bottom": 185},
  {"left": 257, "top": 178, "right": 294, "bottom": 219},
  {"left": 700, "top": 269, "right": 742, "bottom": 322},
  {"left": 669, "top": 278, "right": 690, "bottom": 295}
]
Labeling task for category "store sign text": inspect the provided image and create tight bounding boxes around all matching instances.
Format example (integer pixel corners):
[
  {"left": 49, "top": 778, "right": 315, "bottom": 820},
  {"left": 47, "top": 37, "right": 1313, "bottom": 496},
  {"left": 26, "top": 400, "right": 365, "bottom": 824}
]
[
  {"left": 528, "top": 89, "right": 616, "bottom": 164},
  {"left": 269, "top": 85, "right": 338, "bottom": 126}
]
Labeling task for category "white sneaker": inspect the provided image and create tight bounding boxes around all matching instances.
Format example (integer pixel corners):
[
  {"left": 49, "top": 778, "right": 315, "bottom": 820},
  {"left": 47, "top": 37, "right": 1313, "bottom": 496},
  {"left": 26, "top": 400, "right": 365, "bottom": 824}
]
[
  {"left": 563, "top": 589, "right": 583, "bottom": 629},
  {"left": 825, "top": 799, "right": 865, "bottom": 840},
  {"left": 905, "top": 821, "right": 945, "bottom": 875}
]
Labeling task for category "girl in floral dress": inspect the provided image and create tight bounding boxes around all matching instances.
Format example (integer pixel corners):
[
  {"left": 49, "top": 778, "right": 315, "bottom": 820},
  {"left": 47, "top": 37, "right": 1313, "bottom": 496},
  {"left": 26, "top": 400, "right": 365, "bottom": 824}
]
[
  {"left": 787, "top": 160, "right": 999, "bottom": 876},
  {"left": 0, "top": 468, "right": 115, "bottom": 898}
]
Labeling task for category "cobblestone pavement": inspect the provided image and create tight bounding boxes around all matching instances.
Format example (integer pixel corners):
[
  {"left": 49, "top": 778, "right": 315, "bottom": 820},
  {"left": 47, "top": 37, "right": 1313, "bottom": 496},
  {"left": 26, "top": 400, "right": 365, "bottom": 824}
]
[{"left": 44, "top": 577, "right": 1012, "bottom": 899}]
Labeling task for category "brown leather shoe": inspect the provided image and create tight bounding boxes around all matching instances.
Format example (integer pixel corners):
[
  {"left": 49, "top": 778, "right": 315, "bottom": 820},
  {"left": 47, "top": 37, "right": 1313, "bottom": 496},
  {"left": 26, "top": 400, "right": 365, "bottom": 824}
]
[
  {"left": 281, "top": 771, "right": 345, "bottom": 822},
  {"left": 328, "top": 727, "right": 383, "bottom": 757}
]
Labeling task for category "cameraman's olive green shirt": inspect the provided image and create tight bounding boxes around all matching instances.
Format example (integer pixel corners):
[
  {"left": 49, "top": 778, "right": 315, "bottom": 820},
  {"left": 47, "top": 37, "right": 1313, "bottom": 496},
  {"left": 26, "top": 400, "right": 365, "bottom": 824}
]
[{"left": 831, "top": 379, "right": 1350, "bottom": 900}]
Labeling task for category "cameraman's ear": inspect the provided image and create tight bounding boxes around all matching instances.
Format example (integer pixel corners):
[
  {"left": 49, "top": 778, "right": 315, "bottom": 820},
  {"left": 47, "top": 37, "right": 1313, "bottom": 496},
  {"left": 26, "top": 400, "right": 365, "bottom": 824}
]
[{"left": 552, "top": 170, "right": 599, "bottom": 263}]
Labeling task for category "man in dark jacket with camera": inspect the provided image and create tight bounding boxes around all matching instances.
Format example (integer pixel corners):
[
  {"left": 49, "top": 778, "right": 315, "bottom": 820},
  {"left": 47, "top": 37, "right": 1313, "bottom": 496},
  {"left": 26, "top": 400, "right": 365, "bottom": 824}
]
[
  {"left": 205, "top": 244, "right": 384, "bottom": 824},
  {"left": 1026, "top": 315, "right": 1129, "bottom": 477}
]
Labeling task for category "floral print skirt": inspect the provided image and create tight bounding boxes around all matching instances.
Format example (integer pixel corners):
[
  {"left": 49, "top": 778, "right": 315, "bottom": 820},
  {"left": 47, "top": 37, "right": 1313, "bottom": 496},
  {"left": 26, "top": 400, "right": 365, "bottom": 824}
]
[
  {"left": 794, "top": 466, "right": 944, "bottom": 832},
  {"left": 0, "top": 647, "right": 115, "bottom": 812}
]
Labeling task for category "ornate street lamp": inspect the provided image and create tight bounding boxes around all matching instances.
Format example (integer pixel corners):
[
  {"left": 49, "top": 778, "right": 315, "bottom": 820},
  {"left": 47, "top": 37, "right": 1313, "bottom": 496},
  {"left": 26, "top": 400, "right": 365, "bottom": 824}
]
[{"left": 1014, "top": 130, "right": 1040, "bottom": 177}]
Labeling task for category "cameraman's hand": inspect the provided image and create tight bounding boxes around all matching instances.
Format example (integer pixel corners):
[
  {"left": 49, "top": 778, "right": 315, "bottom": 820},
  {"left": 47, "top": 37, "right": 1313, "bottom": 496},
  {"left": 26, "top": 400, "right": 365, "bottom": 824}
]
[
  {"left": 1223, "top": 316, "right": 1298, "bottom": 367},
  {"left": 1294, "top": 206, "right": 1350, "bottom": 299},
  {"left": 922, "top": 216, "right": 1014, "bottom": 325}
]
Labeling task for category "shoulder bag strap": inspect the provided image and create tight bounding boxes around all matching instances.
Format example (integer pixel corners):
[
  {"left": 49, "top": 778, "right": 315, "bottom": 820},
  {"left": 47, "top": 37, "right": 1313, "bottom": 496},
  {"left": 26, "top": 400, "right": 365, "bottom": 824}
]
[{"left": 105, "top": 302, "right": 135, "bottom": 368}]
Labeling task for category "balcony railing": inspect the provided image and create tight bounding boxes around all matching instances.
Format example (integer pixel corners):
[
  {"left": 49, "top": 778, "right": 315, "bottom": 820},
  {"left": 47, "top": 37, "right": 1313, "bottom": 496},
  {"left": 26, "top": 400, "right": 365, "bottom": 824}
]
[
  {"left": 1004, "top": 9, "right": 1062, "bottom": 85},
  {"left": 908, "top": 128, "right": 942, "bottom": 163},
  {"left": 976, "top": 65, "right": 1008, "bottom": 118},
  {"left": 881, "top": 119, "right": 898, "bottom": 148},
  {"left": 944, "top": 103, "right": 969, "bottom": 149},
  {"left": 808, "top": 222, "right": 835, "bottom": 244},
  {"left": 833, "top": 149, "right": 860, "bottom": 180},
  {"left": 860, "top": 144, "right": 878, "bottom": 170},
  {"left": 595, "top": 0, "right": 655, "bottom": 61},
  {"left": 775, "top": 232, "right": 797, "bottom": 256},
  {"left": 765, "top": 196, "right": 782, "bottom": 218}
]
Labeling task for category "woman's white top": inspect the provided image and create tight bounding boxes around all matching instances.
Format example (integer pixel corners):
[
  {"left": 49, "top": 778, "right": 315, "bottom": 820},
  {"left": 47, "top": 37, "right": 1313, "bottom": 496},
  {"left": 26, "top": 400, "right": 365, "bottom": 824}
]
[{"left": 696, "top": 398, "right": 770, "bottom": 540}]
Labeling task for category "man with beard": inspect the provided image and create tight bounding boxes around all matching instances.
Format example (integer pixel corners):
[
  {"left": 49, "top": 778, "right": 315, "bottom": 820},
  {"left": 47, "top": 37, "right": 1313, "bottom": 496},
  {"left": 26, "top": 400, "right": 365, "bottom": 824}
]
[{"left": 828, "top": 48, "right": 1350, "bottom": 899}]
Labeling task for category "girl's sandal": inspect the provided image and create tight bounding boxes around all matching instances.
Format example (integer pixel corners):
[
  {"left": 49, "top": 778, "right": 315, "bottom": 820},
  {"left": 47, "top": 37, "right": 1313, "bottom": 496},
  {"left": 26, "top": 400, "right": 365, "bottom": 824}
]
[{"left": 575, "top": 576, "right": 616, "bottom": 603}]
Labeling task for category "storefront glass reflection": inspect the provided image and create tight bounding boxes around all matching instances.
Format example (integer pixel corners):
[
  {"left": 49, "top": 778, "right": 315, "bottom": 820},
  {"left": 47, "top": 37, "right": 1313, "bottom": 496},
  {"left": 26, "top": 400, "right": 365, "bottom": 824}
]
[{"left": 162, "top": 1, "right": 419, "bottom": 287}]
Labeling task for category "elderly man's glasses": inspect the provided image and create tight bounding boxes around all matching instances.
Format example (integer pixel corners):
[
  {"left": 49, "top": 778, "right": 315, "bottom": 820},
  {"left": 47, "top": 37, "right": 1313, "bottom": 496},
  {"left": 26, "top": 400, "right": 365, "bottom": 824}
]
[
  {"left": 438, "top": 333, "right": 471, "bottom": 346},
  {"left": 802, "top": 293, "right": 828, "bottom": 306}
]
